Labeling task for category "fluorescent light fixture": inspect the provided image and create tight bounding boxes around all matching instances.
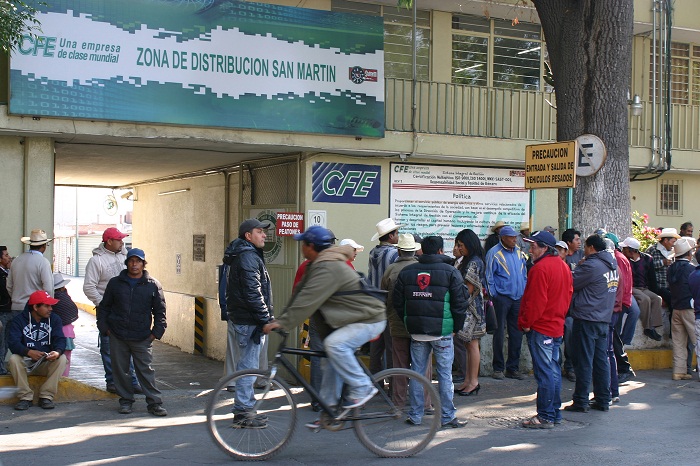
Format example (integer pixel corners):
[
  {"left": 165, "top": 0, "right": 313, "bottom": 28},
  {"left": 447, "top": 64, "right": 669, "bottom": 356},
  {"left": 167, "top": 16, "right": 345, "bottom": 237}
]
[
  {"left": 158, "top": 188, "right": 190, "bottom": 196},
  {"left": 517, "top": 46, "right": 541, "bottom": 55},
  {"left": 454, "top": 63, "right": 484, "bottom": 73}
]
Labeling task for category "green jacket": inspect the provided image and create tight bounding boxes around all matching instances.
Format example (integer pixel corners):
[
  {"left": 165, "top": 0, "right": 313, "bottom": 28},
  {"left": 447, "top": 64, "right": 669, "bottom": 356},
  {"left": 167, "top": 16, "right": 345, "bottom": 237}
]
[
  {"left": 277, "top": 245, "right": 386, "bottom": 330},
  {"left": 381, "top": 256, "right": 418, "bottom": 339}
]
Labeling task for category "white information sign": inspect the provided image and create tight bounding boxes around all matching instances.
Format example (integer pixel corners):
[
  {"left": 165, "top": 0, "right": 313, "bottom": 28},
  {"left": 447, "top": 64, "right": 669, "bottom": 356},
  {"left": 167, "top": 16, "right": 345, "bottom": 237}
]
[
  {"left": 307, "top": 210, "right": 328, "bottom": 228},
  {"left": 390, "top": 163, "right": 529, "bottom": 252}
]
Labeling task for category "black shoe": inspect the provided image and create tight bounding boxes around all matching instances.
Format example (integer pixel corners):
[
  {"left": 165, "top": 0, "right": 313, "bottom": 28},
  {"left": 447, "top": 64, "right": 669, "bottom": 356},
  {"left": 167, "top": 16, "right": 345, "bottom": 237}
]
[
  {"left": 457, "top": 384, "right": 481, "bottom": 396},
  {"left": 441, "top": 418, "right": 468, "bottom": 429},
  {"left": 564, "top": 404, "right": 589, "bottom": 413},
  {"left": 589, "top": 401, "right": 609, "bottom": 412},
  {"left": 617, "top": 371, "right": 635, "bottom": 384},
  {"left": 39, "top": 398, "right": 55, "bottom": 409},
  {"left": 505, "top": 370, "right": 525, "bottom": 380},
  {"left": 106, "top": 383, "right": 117, "bottom": 394},
  {"left": 148, "top": 404, "right": 168, "bottom": 416},
  {"left": 644, "top": 329, "right": 662, "bottom": 341},
  {"left": 118, "top": 403, "right": 133, "bottom": 414},
  {"left": 14, "top": 399, "right": 32, "bottom": 411}
]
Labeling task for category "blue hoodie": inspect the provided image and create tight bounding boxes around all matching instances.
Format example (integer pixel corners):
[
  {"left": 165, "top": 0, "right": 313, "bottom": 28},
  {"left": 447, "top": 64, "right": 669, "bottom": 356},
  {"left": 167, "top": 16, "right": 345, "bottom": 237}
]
[
  {"left": 571, "top": 250, "right": 618, "bottom": 323},
  {"left": 8, "top": 305, "right": 66, "bottom": 356}
]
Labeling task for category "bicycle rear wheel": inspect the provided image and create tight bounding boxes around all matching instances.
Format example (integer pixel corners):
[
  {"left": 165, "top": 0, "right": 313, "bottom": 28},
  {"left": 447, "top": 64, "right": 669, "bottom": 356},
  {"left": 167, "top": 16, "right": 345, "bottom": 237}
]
[
  {"left": 353, "top": 368, "right": 440, "bottom": 457},
  {"left": 206, "top": 369, "right": 296, "bottom": 460}
]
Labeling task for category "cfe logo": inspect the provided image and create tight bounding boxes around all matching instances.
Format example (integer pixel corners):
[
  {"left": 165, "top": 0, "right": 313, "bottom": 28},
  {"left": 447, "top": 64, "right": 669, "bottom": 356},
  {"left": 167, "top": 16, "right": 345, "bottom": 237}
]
[{"left": 312, "top": 162, "right": 381, "bottom": 204}]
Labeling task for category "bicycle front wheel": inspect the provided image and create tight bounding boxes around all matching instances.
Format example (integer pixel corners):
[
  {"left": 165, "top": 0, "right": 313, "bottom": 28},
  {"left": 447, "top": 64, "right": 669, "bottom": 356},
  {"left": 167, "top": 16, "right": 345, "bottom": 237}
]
[
  {"left": 353, "top": 368, "right": 440, "bottom": 458},
  {"left": 206, "top": 369, "right": 296, "bottom": 460}
]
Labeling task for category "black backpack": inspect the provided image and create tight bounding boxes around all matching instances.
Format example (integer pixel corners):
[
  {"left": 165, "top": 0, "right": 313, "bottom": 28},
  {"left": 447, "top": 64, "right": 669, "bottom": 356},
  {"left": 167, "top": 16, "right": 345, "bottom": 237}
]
[{"left": 333, "top": 271, "right": 388, "bottom": 303}]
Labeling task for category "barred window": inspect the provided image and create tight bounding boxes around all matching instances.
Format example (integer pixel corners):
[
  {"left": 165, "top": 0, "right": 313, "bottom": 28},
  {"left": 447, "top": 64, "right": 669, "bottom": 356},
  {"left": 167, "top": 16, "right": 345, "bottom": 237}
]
[
  {"left": 658, "top": 179, "right": 682, "bottom": 216},
  {"left": 650, "top": 42, "right": 700, "bottom": 104}
]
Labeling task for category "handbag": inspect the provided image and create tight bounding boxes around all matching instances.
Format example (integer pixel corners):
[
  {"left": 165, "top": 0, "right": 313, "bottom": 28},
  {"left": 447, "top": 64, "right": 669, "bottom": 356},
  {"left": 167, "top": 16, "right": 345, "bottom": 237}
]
[
  {"left": 457, "top": 303, "right": 486, "bottom": 342},
  {"left": 485, "top": 300, "right": 498, "bottom": 335}
]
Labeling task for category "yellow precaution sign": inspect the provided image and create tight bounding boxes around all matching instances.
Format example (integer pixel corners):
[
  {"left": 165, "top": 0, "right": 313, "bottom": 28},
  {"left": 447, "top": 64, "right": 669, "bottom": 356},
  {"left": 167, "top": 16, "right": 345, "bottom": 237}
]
[{"left": 525, "top": 140, "right": 578, "bottom": 189}]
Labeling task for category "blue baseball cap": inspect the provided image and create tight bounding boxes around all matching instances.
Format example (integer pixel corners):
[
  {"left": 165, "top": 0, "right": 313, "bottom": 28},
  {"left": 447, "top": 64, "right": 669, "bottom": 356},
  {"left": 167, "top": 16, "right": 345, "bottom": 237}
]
[
  {"left": 523, "top": 230, "right": 557, "bottom": 247},
  {"left": 125, "top": 248, "right": 146, "bottom": 263},
  {"left": 499, "top": 225, "right": 518, "bottom": 237},
  {"left": 293, "top": 226, "right": 334, "bottom": 246}
]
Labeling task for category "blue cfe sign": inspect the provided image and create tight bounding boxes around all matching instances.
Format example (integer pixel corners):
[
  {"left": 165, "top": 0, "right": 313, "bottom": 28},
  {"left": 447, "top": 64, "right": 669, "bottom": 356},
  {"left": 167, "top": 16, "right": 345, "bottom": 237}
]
[{"left": 312, "top": 162, "right": 381, "bottom": 204}]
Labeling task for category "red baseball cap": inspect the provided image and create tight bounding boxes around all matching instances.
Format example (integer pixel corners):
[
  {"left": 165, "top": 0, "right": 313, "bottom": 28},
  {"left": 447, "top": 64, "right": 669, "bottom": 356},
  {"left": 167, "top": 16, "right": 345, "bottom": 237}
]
[
  {"left": 28, "top": 290, "right": 59, "bottom": 306},
  {"left": 102, "top": 227, "right": 128, "bottom": 242}
]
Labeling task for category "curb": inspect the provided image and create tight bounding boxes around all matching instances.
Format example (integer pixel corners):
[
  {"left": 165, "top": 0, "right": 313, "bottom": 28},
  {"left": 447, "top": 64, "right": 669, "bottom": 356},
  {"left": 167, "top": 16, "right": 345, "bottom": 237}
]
[
  {"left": 0, "top": 374, "right": 116, "bottom": 405},
  {"left": 76, "top": 302, "right": 96, "bottom": 316},
  {"left": 627, "top": 349, "right": 697, "bottom": 370}
]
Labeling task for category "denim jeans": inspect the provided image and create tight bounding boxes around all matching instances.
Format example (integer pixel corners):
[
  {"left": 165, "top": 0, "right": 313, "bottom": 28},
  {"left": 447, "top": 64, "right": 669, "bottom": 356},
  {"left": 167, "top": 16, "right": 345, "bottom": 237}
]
[
  {"left": 408, "top": 336, "right": 455, "bottom": 425},
  {"left": 319, "top": 321, "right": 386, "bottom": 405},
  {"left": 608, "top": 313, "right": 619, "bottom": 398},
  {"left": 491, "top": 295, "right": 523, "bottom": 373},
  {"left": 614, "top": 298, "right": 641, "bottom": 345},
  {"left": 232, "top": 324, "right": 265, "bottom": 412},
  {"left": 570, "top": 319, "right": 610, "bottom": 406},
  {"left": 527, "top": 330, "right": 562, "bottom": 423}
]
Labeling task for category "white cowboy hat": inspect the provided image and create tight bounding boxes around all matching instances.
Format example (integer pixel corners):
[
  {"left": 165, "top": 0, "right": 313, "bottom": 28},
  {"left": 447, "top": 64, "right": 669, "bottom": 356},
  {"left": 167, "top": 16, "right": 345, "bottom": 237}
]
[
  {"left": 657, "top": 227, "right": 681, "bottom": 239},
  {"left": 396, "top": 234, "right": 421, "bottom": 251},
  {"left": 371, "top": 218, "right": 404, "bottom": 242},
  {"left": 20, "top": 229, "right": 53, "bottom": 246},
  {"left": 53, "top": 272, "right": 71, "bottom": 289},
  {"left": 339, "top": 238, "right": 364, "bottom": 252},
  {"left": 673, "top": 237, "right": 696, "bottom": 256}
]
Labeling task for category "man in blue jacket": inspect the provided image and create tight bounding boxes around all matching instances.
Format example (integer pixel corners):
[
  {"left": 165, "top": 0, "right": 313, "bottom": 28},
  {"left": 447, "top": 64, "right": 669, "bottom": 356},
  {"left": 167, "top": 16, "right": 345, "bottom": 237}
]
[
  {"left": 7, "top": 290, "right": 67, "bottom": 411},
  {"left": 565, "top": 235, "right": 618, "bottom": 413},
  {"left": 394, "top": 235, "right": 468, "bottom": 429},
  {"left": 97, "top": 248, "right": 167, "bottom": 416},
  {"left": 485, "top": 225, "right": 528, "bottom": 380},
  {"left": 223, "top": 218, "right": 274, "bottom": 428}
]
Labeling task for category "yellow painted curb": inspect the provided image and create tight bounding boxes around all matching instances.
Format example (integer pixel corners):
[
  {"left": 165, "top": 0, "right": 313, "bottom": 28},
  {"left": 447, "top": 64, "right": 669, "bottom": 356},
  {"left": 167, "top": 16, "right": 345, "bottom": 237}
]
[
  {"left": 0, "top": 375, "right": 116, "bottom": 404},
  {"left": 76, "top": 302, "right": 96, "bottom": 316}
]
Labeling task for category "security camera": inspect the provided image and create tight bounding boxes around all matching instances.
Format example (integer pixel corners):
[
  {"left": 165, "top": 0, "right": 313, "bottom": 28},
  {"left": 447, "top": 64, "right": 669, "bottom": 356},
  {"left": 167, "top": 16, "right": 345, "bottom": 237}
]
[
  {"left": 121, "top": 191, "right": 134, "bottom": 200},
  {"left": 399, "top": 153, "right": 408, "bottom": 162}
]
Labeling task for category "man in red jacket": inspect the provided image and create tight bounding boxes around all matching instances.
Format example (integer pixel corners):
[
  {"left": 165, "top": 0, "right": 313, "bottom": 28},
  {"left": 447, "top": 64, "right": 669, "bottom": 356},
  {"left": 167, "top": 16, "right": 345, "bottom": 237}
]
[{"left": 518, "top": 231, "right": 573, "bottom": 428}]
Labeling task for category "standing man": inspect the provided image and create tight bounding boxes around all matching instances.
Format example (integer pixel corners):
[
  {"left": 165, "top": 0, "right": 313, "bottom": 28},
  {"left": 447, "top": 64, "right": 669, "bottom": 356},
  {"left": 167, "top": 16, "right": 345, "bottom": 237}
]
[
  {"left": 5, "top": 230, "right": 54, "bottom": 375},
  {"left": 666, "top": 237, "right": 697, "bottom": 380},
  {"left": 224, "top": 218, "right": 274, "bottom": 427},
  {"left": 565, "top": 235, "right": 618, "bottom": 413},
  {"left": 7, "top": 291, "right": 67, "bottom": 411},
  {"left": 367, "top": 218, "right": 402, "bottom": 375},
  {"left": 381, "top": 234, "right": 421, "bottom": 408},
  {"left": 485, "top": 225, "right": 528, "bottom": 380},
  {"left": 97, "top": 249, "right": 167, "bottom": 416},
  {"left": 265, "top": 226, "right": 386, "bottom": 426},
  {"left": 562, "top": 228, "right": 583, "bottom": 270},
  {"left": 84, "top": 227, "right": 140, "bottom": 393},
  {"left": 394, "top": 235, "right": 468, "bottom": 429},
  {"left": 518, "top": 231, "right": 573, "bottom": 428},
  {"left": 646, "top": 228, "right": 680, "bottom": 310},
  {"left": 0, "top": 245, "right": 14, "bottom": 375}
]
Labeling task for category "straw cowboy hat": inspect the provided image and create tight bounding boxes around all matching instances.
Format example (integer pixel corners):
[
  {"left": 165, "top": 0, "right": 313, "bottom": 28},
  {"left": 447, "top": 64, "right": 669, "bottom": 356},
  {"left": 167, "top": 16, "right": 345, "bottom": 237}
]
[
  {"left": 491, "top": 220, "right": 506, "bottom": 233},
  {"left": 657, "top": 227, "right": 681, "bottom": 240},
  {"left": 371, "top": 218, "right": 404, "bottom": 242},
  {"left": 673, "top": 237, "right": 696, "bottom": 256},
  {"left": 396, "top": 234, "right": 421, "bottom": 251},
  {"left": 20, "top": 229, "right": 53, "bottom": 246}
]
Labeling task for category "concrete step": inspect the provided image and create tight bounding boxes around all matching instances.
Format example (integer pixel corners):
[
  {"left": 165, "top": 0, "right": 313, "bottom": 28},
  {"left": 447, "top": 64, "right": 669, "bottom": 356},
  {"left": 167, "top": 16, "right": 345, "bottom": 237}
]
[{"left": 0, "top": 374, "right": 116, "bottom": 405}]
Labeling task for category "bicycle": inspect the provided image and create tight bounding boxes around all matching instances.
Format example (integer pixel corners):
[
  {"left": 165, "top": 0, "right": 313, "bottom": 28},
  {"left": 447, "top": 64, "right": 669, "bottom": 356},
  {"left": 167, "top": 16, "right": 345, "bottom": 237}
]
[{"left": 206, "top": 330, "right": 440, "bottom": 460}]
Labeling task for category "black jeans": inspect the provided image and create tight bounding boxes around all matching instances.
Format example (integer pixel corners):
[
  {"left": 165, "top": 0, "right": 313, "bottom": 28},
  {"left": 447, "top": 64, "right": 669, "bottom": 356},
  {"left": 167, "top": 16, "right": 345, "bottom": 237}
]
[
  {"left": 570, "top": 318, "right": 611, "bottom": 406},
  {"left": 491, "top": 295, "right": 523, "bottom": 373}
]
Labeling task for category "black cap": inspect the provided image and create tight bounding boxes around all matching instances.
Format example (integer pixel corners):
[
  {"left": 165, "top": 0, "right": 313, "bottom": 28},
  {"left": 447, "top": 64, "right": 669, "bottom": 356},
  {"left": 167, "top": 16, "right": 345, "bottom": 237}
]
[{"left": 239, "top": 218, "right": 272, "bottom": 237}]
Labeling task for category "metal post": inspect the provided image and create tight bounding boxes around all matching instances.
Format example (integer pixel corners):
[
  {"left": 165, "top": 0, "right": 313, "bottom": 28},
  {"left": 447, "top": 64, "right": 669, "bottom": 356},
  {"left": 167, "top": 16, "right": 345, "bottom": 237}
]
[{"left": 566, "top": 188, "right": 573, "bottom": 229}]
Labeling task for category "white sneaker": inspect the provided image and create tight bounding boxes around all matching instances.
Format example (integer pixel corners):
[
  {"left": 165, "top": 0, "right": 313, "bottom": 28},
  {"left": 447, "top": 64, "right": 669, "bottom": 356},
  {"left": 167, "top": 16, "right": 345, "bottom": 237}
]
[{"left": 342, "top": 386, "right": 378, "bottom": 409}]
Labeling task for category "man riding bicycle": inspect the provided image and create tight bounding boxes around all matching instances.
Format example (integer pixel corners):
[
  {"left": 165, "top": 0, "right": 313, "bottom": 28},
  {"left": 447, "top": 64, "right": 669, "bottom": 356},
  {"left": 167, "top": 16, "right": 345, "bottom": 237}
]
[{"left": 264, "top": 226, "right": 386, "bottom": 414}]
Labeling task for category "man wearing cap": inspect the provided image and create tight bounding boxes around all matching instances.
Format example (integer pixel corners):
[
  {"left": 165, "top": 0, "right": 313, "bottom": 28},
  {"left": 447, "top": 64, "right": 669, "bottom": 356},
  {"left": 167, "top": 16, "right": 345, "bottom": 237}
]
[
  {"left": 84, "top": 227, "right": 140, "bottom": 393},
  {"left": 265, "top": 226, "right": 386, "bottom": 420},
  {"left": 381, "top": 234, "right": 422, "bottom": 408},
  {"left": 621, "top": 237, "right": 664, "bottom": 341},
  {"left": 485, "top": 225, "right": 528, "bottom": 380},
  {"left": 4, "top": 230, "right": 54, "bottom": 375},
  {"left": 646, "top": 228, "right": 680, "bottom": 313},
  {"left": 565, "top": 235, "right": 618, "bottom": 413},
  {"left": 518, "top": 231, "right": 573, "bottom": 428},
  {"left": 666, "top": 237, "right": 697, "bottom": 380},
  {"left": 7, "top": 290, "right": 67, "bottom": 410},
  {"left": 97, "top": 248, "right": 167, "bottom": 416},
  {"left": 554, "top": 241, "right": 568, "bottom": 261},
  {"left": 223, "top": 218, "right": 274, "bottom": 427},
  {"left": 339, "top": 238, "right": 364, "bottom": 266},
  {"left": 367, "top": 218, "right": 402, "bottom": 375},
  {"left": 485, "top": 220, "right": 506, "bottom": 253},
  {"left": 0, "top": 245, "right": 14, "bottom": 375}
]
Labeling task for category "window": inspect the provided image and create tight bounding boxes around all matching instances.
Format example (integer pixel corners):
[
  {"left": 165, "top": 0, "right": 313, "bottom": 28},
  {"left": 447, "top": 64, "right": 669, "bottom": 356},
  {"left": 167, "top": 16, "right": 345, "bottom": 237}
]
[
  {"left": 658, "top": 179, "right": 682, "bottom": 216},
  {"left": 452, "top": 14, "right": 544, "bottom": 90},
  {"left": 332, "top": 0, "right": 431, "bottom": 80},
  {"left": 650, "top": 42, "right": 700, "bottom": 105}
]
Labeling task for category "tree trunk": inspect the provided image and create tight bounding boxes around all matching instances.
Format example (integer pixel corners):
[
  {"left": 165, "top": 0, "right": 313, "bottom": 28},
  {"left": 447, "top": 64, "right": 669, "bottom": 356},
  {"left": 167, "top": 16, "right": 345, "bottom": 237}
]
[{"left": 532, "top": 0, "right": 634, "bottom": 239}]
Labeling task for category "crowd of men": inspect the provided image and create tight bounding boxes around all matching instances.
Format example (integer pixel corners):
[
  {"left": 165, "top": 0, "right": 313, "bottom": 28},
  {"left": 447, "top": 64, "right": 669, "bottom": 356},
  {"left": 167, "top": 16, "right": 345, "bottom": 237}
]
[{"left": 2, "top": 217, "right": 698, "bottom": 432}]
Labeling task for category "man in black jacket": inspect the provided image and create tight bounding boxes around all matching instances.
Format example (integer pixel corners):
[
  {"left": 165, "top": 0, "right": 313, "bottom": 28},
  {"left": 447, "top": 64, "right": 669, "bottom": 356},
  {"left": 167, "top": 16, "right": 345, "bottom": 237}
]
[
  {"left": 394, "top": 236, "right": 468, "bottom": 429},
  {"left": 97, "top": 248, "right": 167, "bottom": 416},
  {"left": 223, "top": 218, "right": 274, "bottom": 428},
  {"left": 0, "top": 245, "right": 13, "bottom": 375}
]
